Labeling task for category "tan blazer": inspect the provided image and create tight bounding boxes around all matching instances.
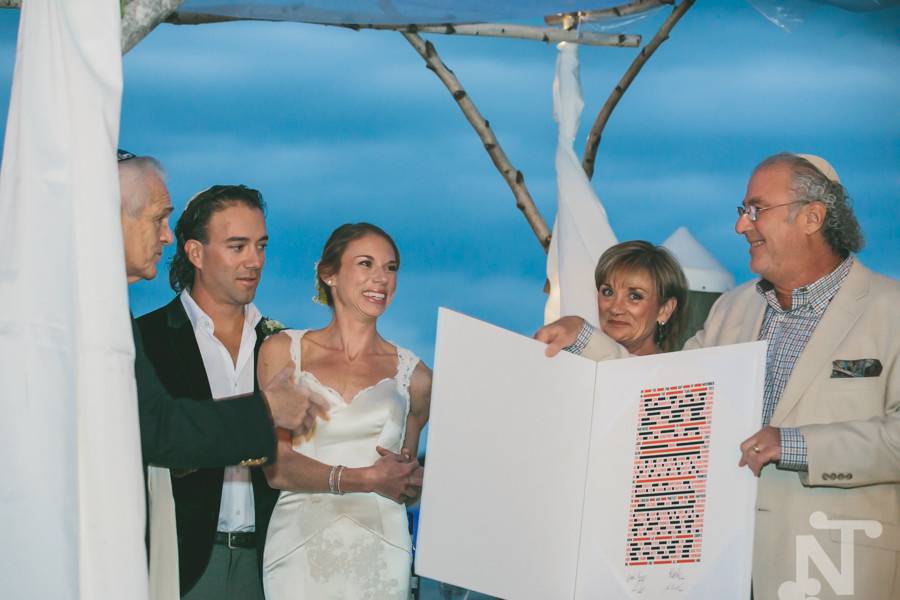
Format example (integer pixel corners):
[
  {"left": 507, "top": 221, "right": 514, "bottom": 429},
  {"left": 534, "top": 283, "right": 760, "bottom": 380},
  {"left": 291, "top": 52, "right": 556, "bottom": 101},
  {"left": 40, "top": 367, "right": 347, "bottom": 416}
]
[{"left": 583, "top": 260, "right": 900, "bottom": 599}]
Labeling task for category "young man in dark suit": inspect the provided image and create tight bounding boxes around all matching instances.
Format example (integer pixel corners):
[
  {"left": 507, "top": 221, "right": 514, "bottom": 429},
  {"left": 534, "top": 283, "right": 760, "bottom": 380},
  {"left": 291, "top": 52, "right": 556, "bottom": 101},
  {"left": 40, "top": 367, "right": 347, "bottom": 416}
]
[
  {"left": 137, "top": 184, "right": 285, "bottom": 599},
  {"left": 120, "top": 153, "right": 321, "bottom": 468}
]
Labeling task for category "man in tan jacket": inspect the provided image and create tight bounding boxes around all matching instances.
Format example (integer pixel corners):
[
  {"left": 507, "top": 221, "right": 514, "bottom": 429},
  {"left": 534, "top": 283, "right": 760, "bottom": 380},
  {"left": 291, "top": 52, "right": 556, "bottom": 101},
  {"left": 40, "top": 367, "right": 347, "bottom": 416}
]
[{"left": 537, "top": 153, "right": 899, "bottom": 600}]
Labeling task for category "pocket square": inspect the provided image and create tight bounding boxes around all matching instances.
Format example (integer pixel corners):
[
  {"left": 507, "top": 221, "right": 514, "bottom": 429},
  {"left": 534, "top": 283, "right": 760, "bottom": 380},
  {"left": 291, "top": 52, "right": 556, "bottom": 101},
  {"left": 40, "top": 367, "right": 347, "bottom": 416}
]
[{"left": 831, "top": 358, "right": 882, "bottom": 378}]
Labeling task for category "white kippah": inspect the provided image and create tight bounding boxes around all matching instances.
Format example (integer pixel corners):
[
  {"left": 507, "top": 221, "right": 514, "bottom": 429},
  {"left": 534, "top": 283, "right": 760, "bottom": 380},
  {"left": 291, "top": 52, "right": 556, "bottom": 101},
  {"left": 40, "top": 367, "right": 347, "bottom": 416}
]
[{"left": 795, "top": 153, "right": 841, "bottom": 183}]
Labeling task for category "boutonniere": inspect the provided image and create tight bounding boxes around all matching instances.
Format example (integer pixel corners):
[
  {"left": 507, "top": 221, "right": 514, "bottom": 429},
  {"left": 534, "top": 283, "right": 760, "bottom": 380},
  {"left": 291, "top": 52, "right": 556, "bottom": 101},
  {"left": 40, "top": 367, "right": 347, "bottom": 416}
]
[{"left": 259, "top": 317, "right": 287, "bottom": 339}]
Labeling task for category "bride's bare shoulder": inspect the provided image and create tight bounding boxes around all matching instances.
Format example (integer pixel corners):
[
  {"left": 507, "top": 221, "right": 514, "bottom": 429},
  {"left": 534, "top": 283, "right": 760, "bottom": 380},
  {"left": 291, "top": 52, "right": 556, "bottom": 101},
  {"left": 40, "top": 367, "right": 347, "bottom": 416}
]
[{"left": 259, "top": 331, "right": 293, "bottom": 364}]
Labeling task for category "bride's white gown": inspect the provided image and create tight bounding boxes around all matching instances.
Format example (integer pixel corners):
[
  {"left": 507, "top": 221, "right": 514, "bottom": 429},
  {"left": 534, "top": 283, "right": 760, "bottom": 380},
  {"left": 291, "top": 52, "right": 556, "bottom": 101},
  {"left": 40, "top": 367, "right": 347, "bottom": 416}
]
[{"left": 263, "top": 330, "right": 418, "bottom": 600}]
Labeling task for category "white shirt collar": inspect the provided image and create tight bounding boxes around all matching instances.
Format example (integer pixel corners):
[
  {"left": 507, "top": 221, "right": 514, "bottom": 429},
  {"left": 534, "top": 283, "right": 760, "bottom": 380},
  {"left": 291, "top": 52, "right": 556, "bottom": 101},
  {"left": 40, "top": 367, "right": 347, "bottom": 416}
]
[{"left": 179, "top": 289, "right": 263, "bottom": 335}]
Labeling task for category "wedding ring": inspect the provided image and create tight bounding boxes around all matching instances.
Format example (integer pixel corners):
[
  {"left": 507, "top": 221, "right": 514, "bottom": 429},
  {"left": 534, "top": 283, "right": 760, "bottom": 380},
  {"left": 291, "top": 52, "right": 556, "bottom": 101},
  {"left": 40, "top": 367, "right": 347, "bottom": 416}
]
[{"left": 752, "top": 444, "right": 761, "bottom": 454}]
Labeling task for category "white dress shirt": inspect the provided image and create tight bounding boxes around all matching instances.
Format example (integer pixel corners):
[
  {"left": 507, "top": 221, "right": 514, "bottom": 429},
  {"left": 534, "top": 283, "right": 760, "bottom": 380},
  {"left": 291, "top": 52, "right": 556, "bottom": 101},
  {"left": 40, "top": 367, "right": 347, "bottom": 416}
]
[{"left": 180, "top": 291, "right": 262, "bottom": 533}]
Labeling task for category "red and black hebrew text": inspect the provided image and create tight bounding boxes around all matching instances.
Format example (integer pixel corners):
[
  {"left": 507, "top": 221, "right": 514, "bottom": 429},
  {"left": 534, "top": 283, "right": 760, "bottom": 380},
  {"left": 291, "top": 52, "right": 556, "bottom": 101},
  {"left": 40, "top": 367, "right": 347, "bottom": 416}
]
[{"left": 625, "top": 382, "right": 714, "bottom": 566}]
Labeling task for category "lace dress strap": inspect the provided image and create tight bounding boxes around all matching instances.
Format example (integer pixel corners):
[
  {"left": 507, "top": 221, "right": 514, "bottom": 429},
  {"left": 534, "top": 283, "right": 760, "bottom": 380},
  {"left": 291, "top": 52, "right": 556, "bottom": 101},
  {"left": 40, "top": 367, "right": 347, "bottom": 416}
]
[
  {"left": 394, "top": 346, "right": 420, "bottom": 398},
  {"left": 281, "top": 329, "right": 308, "bottom": 371}
]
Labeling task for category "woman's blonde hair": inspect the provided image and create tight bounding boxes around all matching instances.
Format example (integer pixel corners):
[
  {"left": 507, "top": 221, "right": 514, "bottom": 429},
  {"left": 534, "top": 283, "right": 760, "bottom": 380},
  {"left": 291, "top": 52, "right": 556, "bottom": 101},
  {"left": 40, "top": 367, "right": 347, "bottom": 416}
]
[{"left": 594, "top": 240, "right": 689, "bottom": 352}]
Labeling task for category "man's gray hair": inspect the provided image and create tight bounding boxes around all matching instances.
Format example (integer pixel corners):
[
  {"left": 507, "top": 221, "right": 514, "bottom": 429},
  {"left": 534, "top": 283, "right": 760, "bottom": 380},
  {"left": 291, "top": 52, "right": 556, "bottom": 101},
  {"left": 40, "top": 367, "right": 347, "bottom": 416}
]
[
  {"left": 756, "top": 152, "right": 864, "bottom": 258},
  {"left": 119, "top": 156, "right": 166, "bottom": 218}
]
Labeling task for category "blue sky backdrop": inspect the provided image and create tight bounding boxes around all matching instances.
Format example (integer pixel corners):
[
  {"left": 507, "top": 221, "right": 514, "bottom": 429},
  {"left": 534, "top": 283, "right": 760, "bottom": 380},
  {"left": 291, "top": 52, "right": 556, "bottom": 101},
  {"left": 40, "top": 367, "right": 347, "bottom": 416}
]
[{"left": 1, "top": 2, "right": 897, "bottom": 366}]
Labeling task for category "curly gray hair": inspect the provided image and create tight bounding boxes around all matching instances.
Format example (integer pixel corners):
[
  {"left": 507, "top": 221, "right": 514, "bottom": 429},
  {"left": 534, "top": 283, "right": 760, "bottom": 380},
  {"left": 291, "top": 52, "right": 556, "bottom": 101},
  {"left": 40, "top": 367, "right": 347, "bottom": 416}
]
[{"left": 756, "top": 153, "right": 864, "bottom": 258}]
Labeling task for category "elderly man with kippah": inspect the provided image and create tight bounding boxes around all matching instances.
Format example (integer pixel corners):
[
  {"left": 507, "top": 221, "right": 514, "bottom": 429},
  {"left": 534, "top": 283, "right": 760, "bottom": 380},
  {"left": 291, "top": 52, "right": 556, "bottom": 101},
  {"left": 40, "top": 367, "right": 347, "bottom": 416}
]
[{"left": 537, "top": 153, "right": 900, "bottom": 600}]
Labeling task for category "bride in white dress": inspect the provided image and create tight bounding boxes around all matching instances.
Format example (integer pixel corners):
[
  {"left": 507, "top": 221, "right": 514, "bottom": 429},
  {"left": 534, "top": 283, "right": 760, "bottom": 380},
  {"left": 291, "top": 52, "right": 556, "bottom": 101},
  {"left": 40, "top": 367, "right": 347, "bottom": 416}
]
[{"left": 258, "top": 223, "right": 432, "bottom": 600}]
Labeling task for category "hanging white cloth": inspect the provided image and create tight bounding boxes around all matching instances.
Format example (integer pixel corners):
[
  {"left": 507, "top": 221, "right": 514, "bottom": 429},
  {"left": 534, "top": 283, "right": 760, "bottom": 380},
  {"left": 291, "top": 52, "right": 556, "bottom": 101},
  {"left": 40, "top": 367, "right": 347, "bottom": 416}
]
[
  {"left": 544, "top": 41, "right": 618, "bottom": 326},
  {"left": 0, "top": 1, "right": 148, "bottom": 599},
  {"left": 148, "top": 466, "right": 179, "bottom": 600}
]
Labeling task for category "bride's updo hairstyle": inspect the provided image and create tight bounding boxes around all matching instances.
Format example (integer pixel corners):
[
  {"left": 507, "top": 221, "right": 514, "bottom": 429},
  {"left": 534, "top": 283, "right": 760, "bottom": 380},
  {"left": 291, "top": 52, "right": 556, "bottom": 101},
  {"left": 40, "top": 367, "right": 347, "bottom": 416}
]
[{"left": 315, "top": 223, "right": 400, "bottom": 308}]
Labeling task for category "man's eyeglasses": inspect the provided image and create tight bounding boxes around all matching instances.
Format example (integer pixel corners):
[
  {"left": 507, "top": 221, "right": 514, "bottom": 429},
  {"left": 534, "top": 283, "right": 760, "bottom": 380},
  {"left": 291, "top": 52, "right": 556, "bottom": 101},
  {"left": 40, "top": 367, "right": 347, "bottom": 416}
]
[
  {"left": 117, "top": 149, "right": 136, "bottom": 162},
  {"left": 736, "top": 200, "right": 807, "bottom": 222}
]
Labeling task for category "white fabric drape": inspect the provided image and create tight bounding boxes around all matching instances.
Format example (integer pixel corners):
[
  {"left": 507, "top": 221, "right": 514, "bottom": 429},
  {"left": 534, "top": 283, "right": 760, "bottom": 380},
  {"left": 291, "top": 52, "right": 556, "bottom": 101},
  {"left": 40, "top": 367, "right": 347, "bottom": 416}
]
[
  {"left": 148, "top": 466, "right": 179, "bottom": 600},
  {"left": 544, "top": 42, "right": 617, "bottom": 326},
  {"left": 0, "top": 1, "right": 148, "bottom": 599}
]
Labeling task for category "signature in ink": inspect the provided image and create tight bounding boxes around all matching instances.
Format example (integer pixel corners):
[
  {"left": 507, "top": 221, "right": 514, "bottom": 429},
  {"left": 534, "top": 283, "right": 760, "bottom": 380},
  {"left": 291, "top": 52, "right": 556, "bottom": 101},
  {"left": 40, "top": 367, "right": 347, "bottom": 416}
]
[
  {"left": 626, "top": 572, "right": 647, "bottom": 594},
  {"left": 665, "top": 567, "right": 686, "bottom": 592}
]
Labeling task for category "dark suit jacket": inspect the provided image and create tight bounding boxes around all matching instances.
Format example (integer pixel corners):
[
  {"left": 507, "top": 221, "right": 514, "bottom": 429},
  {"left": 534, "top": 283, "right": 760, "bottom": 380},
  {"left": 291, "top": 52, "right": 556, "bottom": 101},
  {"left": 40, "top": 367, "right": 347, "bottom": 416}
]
[
  {"left": 133, "top": 318, "right": 275, "bottom": 469},
  {"left": 137, "top": 298, "right": 280, "bottom": 595}
]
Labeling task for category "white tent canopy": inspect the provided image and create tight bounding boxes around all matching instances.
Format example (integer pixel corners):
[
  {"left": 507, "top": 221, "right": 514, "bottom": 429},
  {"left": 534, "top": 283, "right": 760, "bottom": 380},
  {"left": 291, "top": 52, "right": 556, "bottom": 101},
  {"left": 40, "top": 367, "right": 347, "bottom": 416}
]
[{"left": 663, "top": 226, "right": 735, "bottom": 293}]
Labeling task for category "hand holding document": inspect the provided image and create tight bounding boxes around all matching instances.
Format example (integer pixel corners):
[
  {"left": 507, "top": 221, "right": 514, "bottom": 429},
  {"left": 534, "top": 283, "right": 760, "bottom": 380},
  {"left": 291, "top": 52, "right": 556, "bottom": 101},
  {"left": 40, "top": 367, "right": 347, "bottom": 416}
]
[
  {"left": 416, "top": 309, "right": 764, "bottom": 599},
  {"left": 261, "top": 362, "right": 330, "bottom": 436}
]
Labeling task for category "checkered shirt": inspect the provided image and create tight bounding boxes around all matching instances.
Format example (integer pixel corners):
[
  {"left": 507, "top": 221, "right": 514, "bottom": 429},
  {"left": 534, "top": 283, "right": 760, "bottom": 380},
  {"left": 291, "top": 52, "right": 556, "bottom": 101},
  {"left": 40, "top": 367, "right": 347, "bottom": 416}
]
[
  {"left": 757, "top": 256, "right": 853, "bottom": 472},
  {"left": 563, "top": 320, "right": 595, "bottom": 355}
]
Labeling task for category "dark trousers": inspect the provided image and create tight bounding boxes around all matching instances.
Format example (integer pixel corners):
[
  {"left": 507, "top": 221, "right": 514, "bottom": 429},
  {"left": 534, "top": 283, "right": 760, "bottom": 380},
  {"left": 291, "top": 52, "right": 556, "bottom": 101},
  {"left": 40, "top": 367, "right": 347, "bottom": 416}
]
[{"left": 181, "top": 543, "right": 264, "bottom": 600}]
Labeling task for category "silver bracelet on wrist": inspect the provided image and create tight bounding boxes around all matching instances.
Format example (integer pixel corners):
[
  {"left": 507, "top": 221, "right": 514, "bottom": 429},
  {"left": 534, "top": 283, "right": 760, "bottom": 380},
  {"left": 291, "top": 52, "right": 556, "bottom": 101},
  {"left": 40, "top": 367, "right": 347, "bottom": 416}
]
[
  {"left": 336, "top": 465, "right": 345, "bottom": 495},
  {"left": 328, "top": 465, "right": 338, "bottom": 494},
  {"left": 328, "top": 464, "right": 346, "bottom": 495}
]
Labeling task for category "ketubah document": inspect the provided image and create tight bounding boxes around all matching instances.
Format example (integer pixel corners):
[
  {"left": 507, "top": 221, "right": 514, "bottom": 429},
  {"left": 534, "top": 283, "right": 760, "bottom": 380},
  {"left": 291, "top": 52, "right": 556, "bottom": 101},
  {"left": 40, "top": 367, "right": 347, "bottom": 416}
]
[{"left": 415, "top": 308, "right": 765, "bottom": 599}]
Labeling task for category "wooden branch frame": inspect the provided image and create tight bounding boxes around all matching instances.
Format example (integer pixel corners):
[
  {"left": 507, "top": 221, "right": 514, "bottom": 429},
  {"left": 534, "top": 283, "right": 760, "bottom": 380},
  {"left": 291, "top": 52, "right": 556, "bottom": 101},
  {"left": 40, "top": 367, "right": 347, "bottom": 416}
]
[
  {"left": 401, "top": 32, "right": 552, "bottom": 251},
  {"left": 0, "top": 0, "right": 690, "bottom": 253},
  {"left": 165, "top": 11, "right": 244, "bottom": 26},
  {"left": 342, "top": 22, "right": 639, "bottom": 48},
  {"left": 122, "top": 0, "right": 184, "bottom": 54},
  {"left": 581, "top": 0, "right": 695, "bottom": 179},
  {"left": 165, "top": 12, "right": 641, "bottom": 48},
  {"left": 545, "top": 0, "right": 671, "bottom": 26}
]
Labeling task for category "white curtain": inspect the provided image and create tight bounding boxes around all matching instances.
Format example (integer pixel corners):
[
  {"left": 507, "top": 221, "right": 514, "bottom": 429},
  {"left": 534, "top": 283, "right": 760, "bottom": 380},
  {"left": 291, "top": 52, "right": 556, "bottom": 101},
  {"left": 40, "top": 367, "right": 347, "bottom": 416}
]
[
  {"left": 0, "top": 1, "right": 149, "bottom": 599},
  {"left": 148, "top": 465, "right": 180, "bottom": 600},
  {"left": 545, "top": 42, "right": 617, "bottom": 326}
]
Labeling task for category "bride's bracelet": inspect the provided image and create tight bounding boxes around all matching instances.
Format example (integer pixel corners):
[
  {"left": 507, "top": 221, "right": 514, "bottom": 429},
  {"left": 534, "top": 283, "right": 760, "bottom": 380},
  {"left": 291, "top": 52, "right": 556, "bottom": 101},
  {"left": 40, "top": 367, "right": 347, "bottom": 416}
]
[
  {"left": 336, "top": 465, "right": 345, "bottom": 495},
  {"left": 328, "top": 464, "right": 346, "bottom": 495}
]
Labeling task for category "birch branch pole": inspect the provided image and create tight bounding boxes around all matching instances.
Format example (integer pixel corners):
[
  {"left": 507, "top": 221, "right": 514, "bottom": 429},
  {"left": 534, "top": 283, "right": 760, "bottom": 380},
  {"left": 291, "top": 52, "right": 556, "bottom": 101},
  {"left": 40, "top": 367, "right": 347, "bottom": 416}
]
[
  {"left": 122, "top": 0, "right": 184, "bottom": 53},
  {"left": 545, "top": 0, "right": 671, "bottom": 26},
  {"left": 165, "top": 11, "right": 244, "bottom": 26},
  {"left": 164, "top": 13, "right": 640, "bottom": 48},
  {"left": 401, "top": 32, "right": 552, "bottom": 251},
  {"left": 581, "top": 0, "right": 695, "bottom": 179},
  {"left": 344, "top": 23, "right": 639, "bottom": 48}
]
